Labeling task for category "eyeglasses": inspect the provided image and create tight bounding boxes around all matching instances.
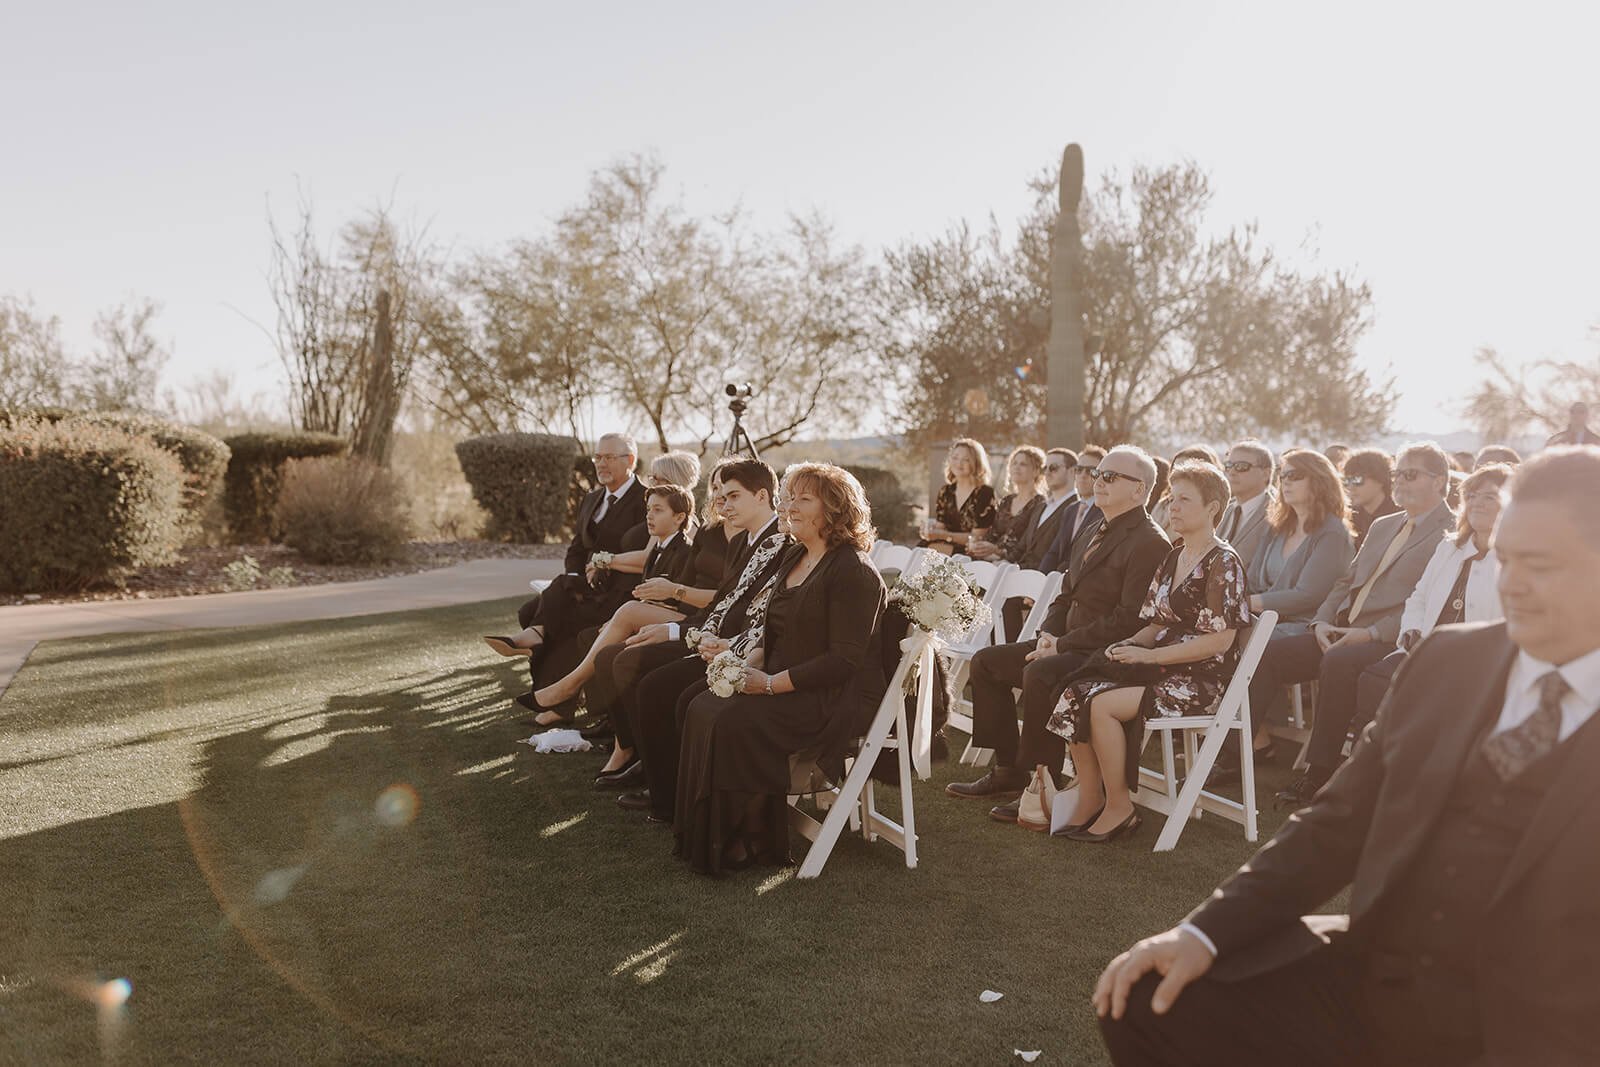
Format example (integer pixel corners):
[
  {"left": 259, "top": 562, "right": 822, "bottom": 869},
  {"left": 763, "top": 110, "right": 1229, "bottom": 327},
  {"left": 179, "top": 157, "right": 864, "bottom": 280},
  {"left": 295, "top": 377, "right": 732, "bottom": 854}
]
[
  {"left": 1074, "top": 464, "right": 1098, "bottom": 474},
  {"left": 1045, "top": 463, "right": 1069, "bottom": 473},
  {"left": 1223, "top": 460, "right": 1261, "bottom": 473},
  {"left": 1280, "top": 469, "right": 1308, "bottom": 483},
  {"left": 1091, "top": 469, "right": 1142, "bottom": 486},
  {"left": 1342, "top": 475, "right": 1368, "bottom": 488},
  {"left": 1395, "top": 468, "right": 1441, "bottom": 482},
  {"left": 592, "top": 452, "right": 629, "bottom": 463}
]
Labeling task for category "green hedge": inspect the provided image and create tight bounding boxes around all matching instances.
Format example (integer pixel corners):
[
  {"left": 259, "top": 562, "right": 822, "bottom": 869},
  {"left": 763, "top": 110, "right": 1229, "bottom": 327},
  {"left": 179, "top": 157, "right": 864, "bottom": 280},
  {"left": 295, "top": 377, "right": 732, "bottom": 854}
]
[
  {"left": 455, "top": 432, "right": 585, "bottom": 543},
  {"left": 844, "top": 464, "right": 913, "bottom": 543},
  {"left": 223, "top": 432, "right": 349, "bottom": 542},
  {"left": 0, "top": 419, "right": 185, "bottom": 592},
  {"left": 0, "top": 408, "right": 230, "bottom": 536},
  {"left": 276, "top": 456, "right": 412, "bottom": 563}
]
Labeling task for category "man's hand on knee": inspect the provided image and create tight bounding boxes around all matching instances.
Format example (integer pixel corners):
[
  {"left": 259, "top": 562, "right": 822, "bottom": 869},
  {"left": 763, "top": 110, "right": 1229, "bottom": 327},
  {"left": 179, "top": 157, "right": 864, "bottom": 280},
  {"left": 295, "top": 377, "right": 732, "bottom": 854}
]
[
  {"left": 1093, "top": 926, "right": 1214, "bottom": 1020},
  {"left": 626, "top": 623, "right": 673, "bottom": 647}
]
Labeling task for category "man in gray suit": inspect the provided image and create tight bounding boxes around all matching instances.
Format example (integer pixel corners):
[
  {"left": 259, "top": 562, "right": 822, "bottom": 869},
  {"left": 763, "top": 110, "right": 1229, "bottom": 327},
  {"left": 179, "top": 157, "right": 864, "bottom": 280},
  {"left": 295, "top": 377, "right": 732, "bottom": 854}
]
[
  {"left": 1248, "top": 442, "right": 1456, "bottom": 805},
  {"left": 1219, "top": 439, "right": 1276, "bottom": 568}
]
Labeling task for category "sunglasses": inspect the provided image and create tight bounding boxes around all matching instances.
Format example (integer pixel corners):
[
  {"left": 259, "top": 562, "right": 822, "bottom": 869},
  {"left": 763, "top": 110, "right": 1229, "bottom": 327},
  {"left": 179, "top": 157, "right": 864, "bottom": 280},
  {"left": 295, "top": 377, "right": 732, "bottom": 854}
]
[
  {"left": 1342, "top": 475, "right": 1368, "bottom": 488},
  {"left": 1280, "top": 469, "right": 1308, "bottom": 483},
  {"left": 1395, "top": 468, "right": 1441, "bottom": 482},
  {"left": 1223, "top": 460, "right": 1261, "bottom": 473},
  {"left": 1074, "top": 464, "right": 1099, "bottom": 474},
  {"left": 1091, "top": 469, "right": 1141, "bottom": 485},
  {"left": 1045, "top": 463, "right": 1069, "bottom": 472}
]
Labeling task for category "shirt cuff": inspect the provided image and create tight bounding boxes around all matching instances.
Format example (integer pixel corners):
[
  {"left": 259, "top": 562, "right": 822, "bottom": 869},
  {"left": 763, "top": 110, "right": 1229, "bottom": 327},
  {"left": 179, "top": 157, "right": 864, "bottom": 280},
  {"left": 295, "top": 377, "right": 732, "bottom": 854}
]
[
  {"left": 668, "top": 623, "right": 680, "bottom": 641},
  {"left": 1178, "top": 922, "right": 1218, "bottom": 958}
]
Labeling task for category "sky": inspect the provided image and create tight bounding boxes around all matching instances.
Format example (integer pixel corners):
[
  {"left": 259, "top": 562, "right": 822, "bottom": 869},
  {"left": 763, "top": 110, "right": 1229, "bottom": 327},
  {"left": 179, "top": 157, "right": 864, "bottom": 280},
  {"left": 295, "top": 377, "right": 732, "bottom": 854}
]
[{"left": 4, "top": 0, "right": 1598, "bottom": 435}]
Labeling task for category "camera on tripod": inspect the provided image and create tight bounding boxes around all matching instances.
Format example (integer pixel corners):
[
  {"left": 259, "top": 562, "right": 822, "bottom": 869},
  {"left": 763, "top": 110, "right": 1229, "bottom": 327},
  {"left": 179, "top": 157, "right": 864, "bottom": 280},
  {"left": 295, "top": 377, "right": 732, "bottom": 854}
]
[{"left": 722, "top": 383, "right": 759, "bottom": 458}]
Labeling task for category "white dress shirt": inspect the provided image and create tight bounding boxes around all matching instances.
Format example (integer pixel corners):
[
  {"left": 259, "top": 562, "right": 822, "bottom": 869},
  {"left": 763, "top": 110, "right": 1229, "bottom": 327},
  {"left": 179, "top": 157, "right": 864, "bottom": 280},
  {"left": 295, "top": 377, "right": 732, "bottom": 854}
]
[
  {"left": 592, "top": 475, "right": 636, "bottom": 523},
  {"left": 1182, "top": 638, "right": 1600, "bottom": 961},
  {"left": 1399, "top": 539, "right": 1502, "bottom": 638},
  {"left": 1036, "top": 490, "right": 1074, "bottom": 528}
]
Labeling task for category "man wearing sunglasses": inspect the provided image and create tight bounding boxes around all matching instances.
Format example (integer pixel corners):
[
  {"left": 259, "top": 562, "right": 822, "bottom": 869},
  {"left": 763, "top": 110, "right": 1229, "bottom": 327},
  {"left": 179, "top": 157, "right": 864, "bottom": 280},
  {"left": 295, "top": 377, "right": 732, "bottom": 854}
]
[
  {"left": 1039, "top": 445, "right": 1108, "bottom": 574},
  {"left": 948, "top": 446, "right": 1171, "bottom": 819},
  {"left": 1244, "top": 442, "right": 1455, "bottom": 803},
  {"left": 1219, "top": 440, "right": 1276, "bottom": 568}
]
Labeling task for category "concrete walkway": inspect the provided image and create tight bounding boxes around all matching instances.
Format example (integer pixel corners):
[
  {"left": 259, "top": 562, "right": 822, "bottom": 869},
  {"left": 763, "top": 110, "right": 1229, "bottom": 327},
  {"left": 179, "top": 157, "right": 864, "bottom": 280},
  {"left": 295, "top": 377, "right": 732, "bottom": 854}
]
[{"left": 0, "top": 557, "right": 565, "bottom": 698}]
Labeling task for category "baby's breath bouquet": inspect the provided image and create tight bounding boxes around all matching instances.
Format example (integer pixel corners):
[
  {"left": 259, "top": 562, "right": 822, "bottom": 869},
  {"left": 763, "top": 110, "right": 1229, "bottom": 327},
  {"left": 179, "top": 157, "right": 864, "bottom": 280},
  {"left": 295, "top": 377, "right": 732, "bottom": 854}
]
[
  {"left": 890, "top": 556, "right": 991, "bottom": 642},
  {"left": 706, "top": 650, "right": 748, "bottom": 698}
]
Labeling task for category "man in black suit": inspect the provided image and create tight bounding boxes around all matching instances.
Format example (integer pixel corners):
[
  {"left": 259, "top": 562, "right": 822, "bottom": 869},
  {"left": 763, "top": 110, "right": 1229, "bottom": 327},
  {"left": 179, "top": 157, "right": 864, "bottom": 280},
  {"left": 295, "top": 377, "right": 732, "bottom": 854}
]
[
  {"left": 1095, "top": 445, "right": 1600, "bottom": 1066},
  {"left": 947, "top": 445, "right": 1172, "bottom": 822},
  {"left": 993, "top": 447, "right": 1082, "bottom": 636},
  {"left": 1038, "top": 445, "right": 1107, "bottom": 575}
]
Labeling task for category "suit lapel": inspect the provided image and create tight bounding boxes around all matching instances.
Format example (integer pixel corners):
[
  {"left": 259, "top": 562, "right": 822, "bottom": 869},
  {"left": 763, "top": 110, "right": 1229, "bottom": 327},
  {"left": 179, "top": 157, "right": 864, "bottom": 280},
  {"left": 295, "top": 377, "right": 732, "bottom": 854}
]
[
  {"left": 1355, "top": 632, "right": 1516, "bottom": 919},
  {"left": 1029, "top": 501, "right": 1066, "bottom": 559},
  {"left": 1067, "top": 513, "right": 1121, "bottom": 591},
  {"left": 576, "top": 489, "right": 602, "bottom": 547},
  {"left": 1492, "top": 708, "right": 1600, "bottom": 907}
]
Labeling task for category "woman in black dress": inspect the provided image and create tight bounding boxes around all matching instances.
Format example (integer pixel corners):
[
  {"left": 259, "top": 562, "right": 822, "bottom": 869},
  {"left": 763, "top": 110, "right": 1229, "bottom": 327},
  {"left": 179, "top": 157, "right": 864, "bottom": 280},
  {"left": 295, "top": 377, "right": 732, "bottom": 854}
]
[
  {"left": 1048, "top": 463, "right": 1252, "bottom": 843},
  {"left": 919, "top": 437, "right": 997, "bottom": 554},
  {"left": 970, "top": 445, "right": 1045, "bottom": 562},
  {"left": 674, "top": 463, "right": 886, "bottom": 875}
]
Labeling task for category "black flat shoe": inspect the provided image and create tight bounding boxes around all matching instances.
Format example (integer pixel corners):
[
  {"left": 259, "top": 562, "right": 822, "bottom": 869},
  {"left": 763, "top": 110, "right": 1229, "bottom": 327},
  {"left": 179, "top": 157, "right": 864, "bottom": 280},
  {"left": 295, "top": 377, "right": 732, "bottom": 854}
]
[
  {"left": 578, "top": 717, "right": 614, "bottom": 741},
  {"left": 616, "top": 790, "right": 651, "bottom": 811},
  {"left": 988, "top": 800, "right": 1020, "bottom": 823},
  {"left": 1066, "top": 810, "right": 1141, "bottom": 843},
  {"left": 1051, "top": 806, "right": 1105, "bottom": 837},
  {"left": 484, "top": 636, "right": 535, "bottom": 658},
  {"left": 593, "top": 759, "right": 644, "bottom": 789},
  {"left": 644, "top": 811, "right": 671, "bottom": 825}
]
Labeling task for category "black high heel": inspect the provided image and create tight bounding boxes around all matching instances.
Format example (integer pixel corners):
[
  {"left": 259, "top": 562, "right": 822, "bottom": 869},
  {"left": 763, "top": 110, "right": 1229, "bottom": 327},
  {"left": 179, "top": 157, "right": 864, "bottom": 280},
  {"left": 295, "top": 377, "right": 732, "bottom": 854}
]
[{"left": 515, "top": 691, "right": 572, "bottom": 727}]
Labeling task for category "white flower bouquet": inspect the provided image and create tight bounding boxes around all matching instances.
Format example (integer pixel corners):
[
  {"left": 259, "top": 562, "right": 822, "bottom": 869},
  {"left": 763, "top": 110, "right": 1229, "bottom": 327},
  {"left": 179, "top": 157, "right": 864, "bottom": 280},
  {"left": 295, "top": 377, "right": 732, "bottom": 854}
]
[
  {"left": 706, "top": 650, "right": 747, "bottom": 698},
  {"left": 684, "top": 627, "right": 707, "bottom": 651},
  {"left": 890, "top": 556, "right": 992, "bottom": 642},
  {"left": 589, "top": 551, "right": 614, "bottom": 571}
]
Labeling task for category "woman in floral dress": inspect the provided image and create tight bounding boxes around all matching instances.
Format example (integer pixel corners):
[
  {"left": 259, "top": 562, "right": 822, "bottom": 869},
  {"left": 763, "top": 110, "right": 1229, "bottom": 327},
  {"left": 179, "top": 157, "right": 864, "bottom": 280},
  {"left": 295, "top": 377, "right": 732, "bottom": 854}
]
[{"left": 1047, "top": 463, "right": 1252, "bottom": 843}]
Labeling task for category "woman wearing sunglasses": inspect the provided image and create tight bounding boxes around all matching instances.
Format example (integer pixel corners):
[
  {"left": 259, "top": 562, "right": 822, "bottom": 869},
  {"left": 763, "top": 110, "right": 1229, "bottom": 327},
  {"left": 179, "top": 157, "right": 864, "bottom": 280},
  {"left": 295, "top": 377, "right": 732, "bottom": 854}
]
[{"left": 1341, "top": 448, "right": 1399, "bottom": 550}]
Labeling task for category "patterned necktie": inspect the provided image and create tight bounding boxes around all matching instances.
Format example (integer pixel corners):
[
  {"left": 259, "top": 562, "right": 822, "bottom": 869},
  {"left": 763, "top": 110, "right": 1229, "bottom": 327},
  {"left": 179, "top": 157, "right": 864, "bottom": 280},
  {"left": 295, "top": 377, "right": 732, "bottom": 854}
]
[
  {"left": 592, "top": 492, "right": 617, "bottom": 525},
  {"left": 1081, "top": 522, "right": 1109, "bottom": 564},
  {"left": 1481, "top": 670, "right": 1568, "bottom": 781}
]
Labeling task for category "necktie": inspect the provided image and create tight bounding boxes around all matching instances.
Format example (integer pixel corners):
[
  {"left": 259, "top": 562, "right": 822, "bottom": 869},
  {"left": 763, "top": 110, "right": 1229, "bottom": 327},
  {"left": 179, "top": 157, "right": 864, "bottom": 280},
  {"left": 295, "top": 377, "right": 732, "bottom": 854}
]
[
  {"left": 592, "top": 492, "right": 617, "bottom": 525},
  {"left": 1481, "top": 671, "right": 1568, "bottom": 780},
  {"left": 1347, "top": 518, "right": 1414, "bottom": 623},
  {"left": 1081, "top": 522, "right": 1109, "bottom": 565},
  {"left": 1223, "top": 504, "right": 1241, "bottom": 543},
  {"left": 645, "top": 543, "right": 661, "bottom": 575}
]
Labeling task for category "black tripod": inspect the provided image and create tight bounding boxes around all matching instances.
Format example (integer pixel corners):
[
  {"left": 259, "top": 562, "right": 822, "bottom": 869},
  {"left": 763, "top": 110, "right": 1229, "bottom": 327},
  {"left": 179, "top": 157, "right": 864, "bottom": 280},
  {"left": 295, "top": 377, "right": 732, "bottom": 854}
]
[{"left": 722, "top": 384, "right": 761, "bottom": 459}]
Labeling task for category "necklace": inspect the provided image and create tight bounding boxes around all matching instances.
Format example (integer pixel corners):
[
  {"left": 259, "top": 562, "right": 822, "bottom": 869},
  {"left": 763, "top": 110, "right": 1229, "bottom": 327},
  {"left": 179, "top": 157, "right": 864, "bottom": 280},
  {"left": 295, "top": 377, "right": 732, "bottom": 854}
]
[{"left": 1178, "top": 537, "right": 1215, "bottom": 576}]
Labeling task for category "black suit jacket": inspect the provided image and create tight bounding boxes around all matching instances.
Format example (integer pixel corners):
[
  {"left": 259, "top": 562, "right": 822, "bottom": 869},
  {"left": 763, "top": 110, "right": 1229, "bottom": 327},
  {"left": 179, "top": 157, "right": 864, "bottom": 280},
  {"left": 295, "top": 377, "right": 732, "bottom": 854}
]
[
  {"left": 1038, "top": 498, "right": 1104, "bottom": 574},
  {"left": 1040, "top": 506, "right": 1170, "bottom": 647},
  {"left": 565, "top": 478, "right": 648, "bottom": 583},
  {"left": 1189, "top": 622, "right": 1600, "bottom": 1063},
  {"left": 678, "top": 519, "right": 789, "bottom": 636},
  {"left": 1010, "top": 496, "right": 1070, "bottom": 571}
]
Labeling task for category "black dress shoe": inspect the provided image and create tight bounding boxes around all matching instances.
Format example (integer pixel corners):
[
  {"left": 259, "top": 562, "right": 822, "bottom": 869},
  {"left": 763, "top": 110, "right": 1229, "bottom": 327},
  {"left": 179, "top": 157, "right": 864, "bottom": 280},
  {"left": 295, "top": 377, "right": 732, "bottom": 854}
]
[
  {"left": 1066, "top": 809, "right": 1141, "bottom": 843},
  {"left": 644, "top": 811, "right": 671, "bottom": 825},
  {"left": 579, "top": 717, "right": 613, "bottom": 741},
  {"left": 1274, "top": 770, "right": 1326, "bottom": 810},
  {"left": 988, "top": 800, "right": 1020, "bottom": 823},
  {"left": 594, "top": 759, "right": 644, "bottom": 789},
  {"left": 616, "top": 790, "right": 651, "bottom": 811},
  {"left": 945, "top": 767, "right": 1028, "bottom": 800}
]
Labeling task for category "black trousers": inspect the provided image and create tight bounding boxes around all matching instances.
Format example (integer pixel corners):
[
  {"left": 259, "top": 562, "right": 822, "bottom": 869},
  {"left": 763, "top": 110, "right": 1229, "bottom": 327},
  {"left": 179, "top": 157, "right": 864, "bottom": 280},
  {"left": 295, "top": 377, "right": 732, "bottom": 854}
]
[
  {"left": 607, "top": 639, "right": 694, "bottom": 751},
  {"left": 633, "top": 654, "right": 708, "bottom": 819},
  {"left": 1303, "top": 641, "right": 1395, "bottom": 774},
  {"left": 1355, "top": 651, "right": 1405, "bottom": 736},
  {"left": 1100, "top": 945, "right": 1479, "bottom": 1067},
  {"left": 969, "top": 641, "right": 1088, "bottom": 772}
]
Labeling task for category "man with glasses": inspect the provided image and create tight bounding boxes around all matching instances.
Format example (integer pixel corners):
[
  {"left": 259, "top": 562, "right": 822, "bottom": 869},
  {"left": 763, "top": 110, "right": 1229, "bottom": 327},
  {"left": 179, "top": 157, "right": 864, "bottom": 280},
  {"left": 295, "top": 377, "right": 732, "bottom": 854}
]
[
  {"left": 1244, "top": 442, "right": 1455, "bottom": 804},
  {"left": 948, "top": 446, "right": 1171, "bottom": 820},
  {"left": 485, "top": 434, "right": 649, "bottom": 714},
  {"left": 999, "top": 447, "right": 1081, "bottom": 637},
  {"left": 1219, "top": 440, "right": 1276, "bottom": 568},
  {"left": 1039, "top": 445, "right": 1108, "bottom": 574}
]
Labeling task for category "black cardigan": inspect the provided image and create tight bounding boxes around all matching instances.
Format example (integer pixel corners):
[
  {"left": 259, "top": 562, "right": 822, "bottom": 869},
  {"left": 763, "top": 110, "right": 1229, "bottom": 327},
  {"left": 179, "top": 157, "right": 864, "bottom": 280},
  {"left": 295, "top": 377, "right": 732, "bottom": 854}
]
[{"left": 764, "top": 542, "right": 886, "bottom": 699}]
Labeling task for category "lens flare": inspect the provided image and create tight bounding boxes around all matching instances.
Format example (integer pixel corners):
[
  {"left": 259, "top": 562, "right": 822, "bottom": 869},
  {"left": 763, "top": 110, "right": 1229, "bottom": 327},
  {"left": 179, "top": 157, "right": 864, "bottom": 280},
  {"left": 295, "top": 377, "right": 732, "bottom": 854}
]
[
  {"left": 374, "top": 783, "right": 419, "bottom": 827},
  {"left": 98, "top": 978, "right": 132, "bottom": 1008}
]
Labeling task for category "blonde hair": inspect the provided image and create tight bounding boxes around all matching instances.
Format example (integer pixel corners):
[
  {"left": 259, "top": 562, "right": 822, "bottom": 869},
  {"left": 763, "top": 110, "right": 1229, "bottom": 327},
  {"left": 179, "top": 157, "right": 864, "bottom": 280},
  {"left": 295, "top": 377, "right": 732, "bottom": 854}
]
[
  {"left": 649, "top": 450, "right": 701, "bottom": 489},
  {"left": 782, "top": 462, "right": 876, "bottom": 552},
  {"left": 944, "top": 438, "right": 993, "bottom": 487}
]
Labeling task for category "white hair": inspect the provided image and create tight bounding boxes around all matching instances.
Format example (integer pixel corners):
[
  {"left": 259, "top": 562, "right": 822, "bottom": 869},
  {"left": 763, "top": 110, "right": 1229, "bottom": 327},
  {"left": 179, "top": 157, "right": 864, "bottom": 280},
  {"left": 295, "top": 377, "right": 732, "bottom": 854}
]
[
  {"left": 1103, "top": 444, "right": 1158, "bottom": 504},
  {"left": 598, "top": 432, "right": 638, "bottom": 456}
]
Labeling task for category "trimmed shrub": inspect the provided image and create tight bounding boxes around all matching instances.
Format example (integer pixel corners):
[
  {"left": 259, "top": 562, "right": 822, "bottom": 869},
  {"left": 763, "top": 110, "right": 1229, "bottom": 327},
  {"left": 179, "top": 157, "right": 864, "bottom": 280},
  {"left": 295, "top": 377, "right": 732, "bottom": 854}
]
[
  {"left": 0, "top": 408, "right": 230, "bottom": 540},
  {"left": 274, "top": 456, "right": 412, "bottom": 564},
  {"left": 844, "top": 464, "right": 914, "bottom": 543},
  {"left": 0, "top": 418, "right": 185, "bottom": 591},
  {"left": 224, "top": 431, "right": 348, "bottom": 542},
  {"left": 455, "top": 433, "right": 585, "bottom": 543}
]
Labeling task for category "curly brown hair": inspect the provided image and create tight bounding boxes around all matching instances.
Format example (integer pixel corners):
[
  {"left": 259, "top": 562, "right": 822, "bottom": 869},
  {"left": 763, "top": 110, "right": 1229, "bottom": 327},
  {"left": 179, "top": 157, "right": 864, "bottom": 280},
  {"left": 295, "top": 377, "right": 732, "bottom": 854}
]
[
  {"left": 782, "top": 462, "right": 876, "bottom": 552},
  {"left": 1268, "top": 448, "right": 1352, "bottom": 537}
]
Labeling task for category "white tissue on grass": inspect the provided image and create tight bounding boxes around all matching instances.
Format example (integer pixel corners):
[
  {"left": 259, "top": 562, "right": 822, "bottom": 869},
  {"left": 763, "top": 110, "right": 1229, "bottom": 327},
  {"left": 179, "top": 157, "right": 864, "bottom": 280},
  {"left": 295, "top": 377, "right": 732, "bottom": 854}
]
[
  {"left": 1014, "top": 1051, "right": 1041, "bottom": 1063},
  {"left": 979, "top": 989, "right": 1004, "bottom": 1003},
  {"left": 518, "top": 728, "right": 592, "bottom": 753}
]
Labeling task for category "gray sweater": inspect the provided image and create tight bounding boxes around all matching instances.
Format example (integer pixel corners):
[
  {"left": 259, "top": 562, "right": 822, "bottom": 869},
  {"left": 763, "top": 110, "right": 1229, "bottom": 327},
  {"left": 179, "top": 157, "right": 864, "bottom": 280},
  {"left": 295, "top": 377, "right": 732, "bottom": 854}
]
[{"left": 1247, "top": 512, "right": 1355, "bottom": 623}]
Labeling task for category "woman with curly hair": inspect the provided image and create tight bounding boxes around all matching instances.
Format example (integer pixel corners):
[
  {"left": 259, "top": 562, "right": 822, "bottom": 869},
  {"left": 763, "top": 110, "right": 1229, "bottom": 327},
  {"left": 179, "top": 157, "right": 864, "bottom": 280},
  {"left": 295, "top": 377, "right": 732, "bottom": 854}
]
[
  {"left": 920, "top": 437, "right": 998, "bottom": 554},
  {"left": 674, "top": 463, "right": 887, "bottom": 875}
]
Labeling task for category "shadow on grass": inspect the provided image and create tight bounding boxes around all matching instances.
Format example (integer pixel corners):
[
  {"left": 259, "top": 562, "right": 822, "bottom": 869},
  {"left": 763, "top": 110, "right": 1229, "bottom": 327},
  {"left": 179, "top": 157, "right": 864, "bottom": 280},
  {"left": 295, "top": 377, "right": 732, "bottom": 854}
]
[{"left": 0, "top": 600, "right": 1293, "bottom": 1065}]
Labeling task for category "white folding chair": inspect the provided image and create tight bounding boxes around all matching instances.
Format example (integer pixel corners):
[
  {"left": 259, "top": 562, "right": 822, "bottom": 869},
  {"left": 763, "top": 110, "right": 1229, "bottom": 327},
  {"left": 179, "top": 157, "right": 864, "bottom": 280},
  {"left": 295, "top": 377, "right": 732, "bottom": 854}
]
[
  {"left": 950, "top": 569, "right": 1063, "bottom": 766},
  {"left": 868, "top": 539, "right": 894, "bottom": 566},
  {"left": 899, "top": 547, "right": 939, "bottom": 580},
  {"left": 1132, "top": 610, "right": 1277, "bottom": 851},
  {"left": 1267, "top": 681, "right": 1317, "bottom": 769},
  {"left": 873, "top": 544, "right": 912, "bottom": 575},
  {"left": 791, "top": 630, "right": 933, "bottom": 878}
]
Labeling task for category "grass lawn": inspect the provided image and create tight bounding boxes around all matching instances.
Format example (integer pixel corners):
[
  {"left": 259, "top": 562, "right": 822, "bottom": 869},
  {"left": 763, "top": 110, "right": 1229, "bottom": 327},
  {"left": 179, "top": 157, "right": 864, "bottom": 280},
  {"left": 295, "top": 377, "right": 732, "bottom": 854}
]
[{"left": 1, "top": 599, "right": 1311, "bottom": 1065}]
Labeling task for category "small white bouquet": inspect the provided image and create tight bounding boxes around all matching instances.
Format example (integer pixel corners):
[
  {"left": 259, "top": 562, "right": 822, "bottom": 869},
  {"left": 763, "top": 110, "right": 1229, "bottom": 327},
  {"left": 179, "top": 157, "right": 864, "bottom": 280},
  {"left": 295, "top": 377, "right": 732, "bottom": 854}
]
[
  {"left": 588, "top": 551, "right": 615, "bottom": 587},
  {"left": 706, "top": 650, "right": 748, "bottom": 698},
  {"left": 890, "top": 556, "right": 992, "bottom": 642},
  {"left": 684, "top": 627, "right": 707, "bottom": 651}
]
